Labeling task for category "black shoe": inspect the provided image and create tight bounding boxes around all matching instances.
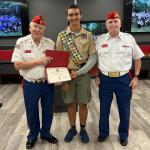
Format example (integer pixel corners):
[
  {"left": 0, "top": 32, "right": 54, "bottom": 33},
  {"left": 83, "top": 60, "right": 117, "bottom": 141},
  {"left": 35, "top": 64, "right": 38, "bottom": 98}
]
[
  {"left": 26, "top": 140, "right": 36, "bottom": 149},
  {"left": 98, "top": 135, "right": 108, "bottom": 142},
  {"left": 41, "top": 135, "right": 58, "bottom": 144},
  {"left": 120, "top": 139, "right": 128, "bottom": 146},
  {"left": 0, "top": 103, "right": 2, "bottom": 108}
]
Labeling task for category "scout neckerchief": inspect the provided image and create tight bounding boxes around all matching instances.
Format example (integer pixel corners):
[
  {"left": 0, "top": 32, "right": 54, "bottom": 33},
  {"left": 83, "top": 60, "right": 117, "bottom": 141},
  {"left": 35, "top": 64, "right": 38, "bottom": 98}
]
[{"left": 59, "top": 30, "right": 86, "bottom": 68}]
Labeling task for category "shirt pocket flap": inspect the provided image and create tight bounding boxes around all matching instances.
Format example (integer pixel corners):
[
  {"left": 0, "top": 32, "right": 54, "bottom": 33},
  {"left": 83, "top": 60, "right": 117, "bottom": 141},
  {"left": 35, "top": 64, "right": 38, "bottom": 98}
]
[
  {"left": 98, "top": 47, "right": 109, "bottom": 54},
  {"left": 78, "top": 40, "right": 88, "bottom": 45}
]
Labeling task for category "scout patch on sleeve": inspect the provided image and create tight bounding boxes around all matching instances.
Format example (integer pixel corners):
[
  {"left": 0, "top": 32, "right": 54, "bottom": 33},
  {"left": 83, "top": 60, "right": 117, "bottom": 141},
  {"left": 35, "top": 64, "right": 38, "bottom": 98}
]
[{"left": 15, "top": 44, "right": 21, "bottom": 50}]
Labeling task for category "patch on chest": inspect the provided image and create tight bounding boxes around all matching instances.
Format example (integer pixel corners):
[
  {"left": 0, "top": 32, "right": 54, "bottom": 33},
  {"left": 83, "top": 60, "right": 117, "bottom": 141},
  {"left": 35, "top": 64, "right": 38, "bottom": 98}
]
[
  {"left": 24, "top": 50, "right": 32, "bottom": 53},
  {"left": 101, "top": 44, "right": 108, "bottom": 48},
  {"left": 81, "top": 34, "right": 87, "bottom": 39}
]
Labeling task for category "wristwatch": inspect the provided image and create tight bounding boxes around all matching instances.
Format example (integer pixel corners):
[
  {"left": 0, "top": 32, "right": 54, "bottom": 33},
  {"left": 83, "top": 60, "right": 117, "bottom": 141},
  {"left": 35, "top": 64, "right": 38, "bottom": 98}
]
[{"left": 134, "top": 74, "right": 139, "bottom": 78}]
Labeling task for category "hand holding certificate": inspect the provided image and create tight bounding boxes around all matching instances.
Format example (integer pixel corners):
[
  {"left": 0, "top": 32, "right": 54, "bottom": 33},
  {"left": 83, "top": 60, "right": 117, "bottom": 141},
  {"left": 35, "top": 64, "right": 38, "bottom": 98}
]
[{"left": 45, "top": 50, "right": 71, "bottom": 83}]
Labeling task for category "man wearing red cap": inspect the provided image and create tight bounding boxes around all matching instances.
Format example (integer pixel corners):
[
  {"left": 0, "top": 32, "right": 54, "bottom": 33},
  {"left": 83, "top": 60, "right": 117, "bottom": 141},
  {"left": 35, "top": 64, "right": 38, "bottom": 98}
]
[
  {"left": 11, "top": 15, "right": 58, "bottom": 149},
  {"left": 96, "top": 11, "right": 144, "bottom": 146}
]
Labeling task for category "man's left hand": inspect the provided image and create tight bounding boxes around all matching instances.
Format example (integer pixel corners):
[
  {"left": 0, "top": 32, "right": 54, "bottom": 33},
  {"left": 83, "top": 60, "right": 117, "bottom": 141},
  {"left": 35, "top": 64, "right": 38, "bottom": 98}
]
[{"left": 129, "top": 76, "right": 138, "bottom": 90}]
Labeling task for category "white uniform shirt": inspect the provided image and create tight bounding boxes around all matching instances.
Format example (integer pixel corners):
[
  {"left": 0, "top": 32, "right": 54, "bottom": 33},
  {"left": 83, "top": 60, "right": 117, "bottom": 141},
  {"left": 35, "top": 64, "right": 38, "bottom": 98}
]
[
  {"left": 11, "top": 34, "right": 55, "bottom": 80},
  {"left": 96, "top": 32, "right": 144, "bottom": 72}
]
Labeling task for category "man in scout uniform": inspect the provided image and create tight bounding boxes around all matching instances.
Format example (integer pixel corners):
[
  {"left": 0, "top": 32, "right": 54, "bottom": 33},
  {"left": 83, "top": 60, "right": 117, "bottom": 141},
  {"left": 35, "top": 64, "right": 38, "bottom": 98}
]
[
  {"left": 56, "top": 5, "right": 97, "bottom": 143},
  {"left": 11, "top": 15, "right": 58, "bottom": 149},
  {"left": 96, "top": 11, "right": 144, "bottom": 146}
]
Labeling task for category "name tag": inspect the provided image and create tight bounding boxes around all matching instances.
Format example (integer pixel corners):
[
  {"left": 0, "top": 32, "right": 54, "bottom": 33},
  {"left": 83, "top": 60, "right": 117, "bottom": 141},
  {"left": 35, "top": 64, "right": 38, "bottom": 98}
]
[
  {"left": 101, "top": 44, "right": 108, "bottom": 48},
  {"left": 24, "top": 50, "right": 31, "bottom": 53}
]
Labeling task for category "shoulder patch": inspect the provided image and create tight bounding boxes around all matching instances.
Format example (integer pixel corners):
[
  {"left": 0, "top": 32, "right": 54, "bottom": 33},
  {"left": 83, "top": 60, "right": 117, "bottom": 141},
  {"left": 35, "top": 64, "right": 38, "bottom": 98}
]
[{"left": 15, "top": 44, "right": 20, "bottom": 50}]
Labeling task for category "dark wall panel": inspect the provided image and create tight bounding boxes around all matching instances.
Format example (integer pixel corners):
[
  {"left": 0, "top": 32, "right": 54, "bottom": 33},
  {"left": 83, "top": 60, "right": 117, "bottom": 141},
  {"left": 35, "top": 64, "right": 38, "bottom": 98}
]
[
  {"left": 78, "top": 0, "right": 122, "bottom": 20},
  {"left": 0, "top": 0, "right": 149, "bottom": 47}
]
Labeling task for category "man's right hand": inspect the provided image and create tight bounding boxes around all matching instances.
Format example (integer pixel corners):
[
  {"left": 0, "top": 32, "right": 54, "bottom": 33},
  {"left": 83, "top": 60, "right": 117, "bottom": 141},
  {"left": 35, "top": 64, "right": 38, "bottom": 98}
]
[
  {"left": 61, "top": 82, "right": 70, "bottom": 92},
  {"left": 95, "top": 76, "right": 100, "bottom": 87},
  {"left": 14, "top": 56, "right": 53, "bottom": 70},
  {"left": 40, "top": 56, "right": 53, "bottom": 65}
]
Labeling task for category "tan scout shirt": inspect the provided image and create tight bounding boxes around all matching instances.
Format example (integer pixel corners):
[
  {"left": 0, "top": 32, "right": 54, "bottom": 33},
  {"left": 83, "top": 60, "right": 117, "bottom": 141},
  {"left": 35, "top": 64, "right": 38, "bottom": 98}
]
[
  {"left": 11, "top": 34, "right": 55, "bottom": 80},
  {"left": 96, "top": 32, "right": 144, "bottom": 72},
  {"left": 56, "top": 26, "right": 96, "bottom": 69}
]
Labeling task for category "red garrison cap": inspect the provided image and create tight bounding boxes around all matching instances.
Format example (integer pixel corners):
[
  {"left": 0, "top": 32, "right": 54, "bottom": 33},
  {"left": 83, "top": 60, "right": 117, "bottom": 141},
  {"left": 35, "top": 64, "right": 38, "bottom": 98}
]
[
  {"left": 31, "top": 15, "right": 45, "bottom": 26},
  {"left": 106, "top": 11, "right": 120, "bottom": 20}
]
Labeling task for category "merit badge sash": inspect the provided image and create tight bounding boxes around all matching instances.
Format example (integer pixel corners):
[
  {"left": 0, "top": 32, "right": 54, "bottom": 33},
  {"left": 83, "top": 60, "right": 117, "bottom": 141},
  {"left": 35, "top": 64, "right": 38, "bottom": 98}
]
[{"left": 59, "top": 30, "right": 86, "bottom": 67}]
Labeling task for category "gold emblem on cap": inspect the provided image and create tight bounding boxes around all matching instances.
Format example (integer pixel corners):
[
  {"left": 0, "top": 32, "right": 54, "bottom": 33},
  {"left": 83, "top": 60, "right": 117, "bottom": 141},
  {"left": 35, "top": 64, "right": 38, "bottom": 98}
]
[
  {"left": 114, "top": 14, "right": 119, "bottom": 18},
  {"left": 40, "top": 20, "right": 43, "bottom": 24}
]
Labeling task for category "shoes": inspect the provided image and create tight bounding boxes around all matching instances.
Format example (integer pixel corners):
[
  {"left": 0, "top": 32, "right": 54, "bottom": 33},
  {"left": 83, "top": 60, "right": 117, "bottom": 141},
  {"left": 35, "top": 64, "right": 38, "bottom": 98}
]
[
  {"left": 41, "top": 134, "right": 58, "bottom": 144},
  {"left": 0, "top": 103, "right": 2, "bottom": 108},
  {"left": 64, "top": 128, "right": 77, "bottom": 142},
  {"left": 120, "top": 138, "right": 128, "bottom": 146},
  {"left": 79, "top": 128, "right": 89, "bottom": 143},
  {"left": 26, "top": 140, "right": 36, "bottom": 149},
  {"left": 98, "top": 135, "right": 108, "bottom": 142}
]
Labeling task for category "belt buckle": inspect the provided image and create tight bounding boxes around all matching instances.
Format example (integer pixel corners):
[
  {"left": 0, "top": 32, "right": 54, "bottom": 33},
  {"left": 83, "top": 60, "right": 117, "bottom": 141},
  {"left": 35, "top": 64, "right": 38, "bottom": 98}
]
[
  {"left": 37, "top": 79, "right": 41, "bottom": 83},
  {"left": 108, "top": 72, "right": 120, "bottom": 77},
  {"left": 32, "top": 80, "right": 36, "bottom": 83},
  {"left": 32, "top": 79, "right": 45, "bottom": 83},
  {"left": 38, "top": 79, "right": 45, "bottom": 83}
]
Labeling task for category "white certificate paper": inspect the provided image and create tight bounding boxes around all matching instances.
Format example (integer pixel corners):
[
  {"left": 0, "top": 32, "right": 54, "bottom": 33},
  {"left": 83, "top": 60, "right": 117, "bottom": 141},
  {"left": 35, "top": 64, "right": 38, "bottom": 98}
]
[{"left": 46, "top": 67, "right": 71, "bottom": 83}]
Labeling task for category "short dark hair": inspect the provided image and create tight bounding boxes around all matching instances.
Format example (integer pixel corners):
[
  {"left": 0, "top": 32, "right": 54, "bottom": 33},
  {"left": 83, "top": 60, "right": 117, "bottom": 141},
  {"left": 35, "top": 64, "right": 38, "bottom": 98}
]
[{"left": 66, "top": 4, "right": 82, "bottom": 15}]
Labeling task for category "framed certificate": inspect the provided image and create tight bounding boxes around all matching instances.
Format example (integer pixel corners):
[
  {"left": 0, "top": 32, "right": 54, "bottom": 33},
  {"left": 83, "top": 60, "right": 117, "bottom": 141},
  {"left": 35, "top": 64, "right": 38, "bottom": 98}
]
[
  {"left": 46, "top": 67, "right": 71, "bottom": 83},
  {"left": 45, "top": 50, "right": 71, "bottom": 83}
]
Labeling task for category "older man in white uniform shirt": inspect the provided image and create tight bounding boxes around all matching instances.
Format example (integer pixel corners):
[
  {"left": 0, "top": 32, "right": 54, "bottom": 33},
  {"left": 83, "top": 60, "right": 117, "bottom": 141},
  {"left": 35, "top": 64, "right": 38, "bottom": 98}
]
[
  {"left": 11, "top": 15, "right": 57, "bottom": 149},
  {"left": 96, "top": 11, "right": 144, "bottom": 146}
]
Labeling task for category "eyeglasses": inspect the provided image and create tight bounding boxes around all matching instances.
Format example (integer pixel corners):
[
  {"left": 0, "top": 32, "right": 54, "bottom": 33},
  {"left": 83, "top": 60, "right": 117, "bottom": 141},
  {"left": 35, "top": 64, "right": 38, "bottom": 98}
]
[{"left": 68, "top": 13, "right": 80, "bottom": 17}]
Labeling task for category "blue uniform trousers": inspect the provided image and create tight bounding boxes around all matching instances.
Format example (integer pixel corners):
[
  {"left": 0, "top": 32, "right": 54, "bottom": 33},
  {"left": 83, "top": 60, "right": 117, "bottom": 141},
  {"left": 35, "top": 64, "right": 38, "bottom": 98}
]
[
  {"left": 99, "top": 73, "right": 132, "bottom": 140},
  {"left": 23, "top": 79, "right": 54, "bottom": 141}
]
